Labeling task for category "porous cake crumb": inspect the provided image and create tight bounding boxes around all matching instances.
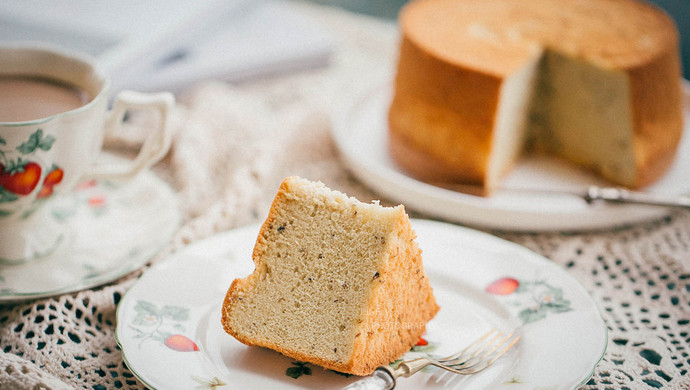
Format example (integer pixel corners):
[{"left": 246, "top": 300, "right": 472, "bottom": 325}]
[{"left": 221, "top": 176, "right": 439, "bottom": 375}]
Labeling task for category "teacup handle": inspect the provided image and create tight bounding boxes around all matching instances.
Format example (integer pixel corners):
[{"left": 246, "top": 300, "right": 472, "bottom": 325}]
[{"left": 85, "top": 90, "right": 174, "bottom": 181}]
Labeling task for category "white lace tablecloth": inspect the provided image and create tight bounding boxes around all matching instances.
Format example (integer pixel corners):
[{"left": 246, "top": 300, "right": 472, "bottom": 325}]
[{"left": 1, "top": 3, "right": 689, "bottom": 389}]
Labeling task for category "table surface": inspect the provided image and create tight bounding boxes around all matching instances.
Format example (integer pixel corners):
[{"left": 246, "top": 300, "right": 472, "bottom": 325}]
[{"left": 1, "top": 2, "right": 689, "bottom": 389}]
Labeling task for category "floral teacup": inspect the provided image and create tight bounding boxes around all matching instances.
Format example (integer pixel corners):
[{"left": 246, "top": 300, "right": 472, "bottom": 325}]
[{"left": 0, "top": 44, "right": 174, "bottom": 264}]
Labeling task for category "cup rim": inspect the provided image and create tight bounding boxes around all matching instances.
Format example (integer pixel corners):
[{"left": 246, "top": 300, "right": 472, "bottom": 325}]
[{"left": 0, "top": 42, "right": 111, "bottom": 126}]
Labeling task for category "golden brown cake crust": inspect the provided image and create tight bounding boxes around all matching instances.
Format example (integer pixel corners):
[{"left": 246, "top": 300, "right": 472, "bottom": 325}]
[
  {"left": 388, "top": 34, "right": 501, "bottom": 186},
  {"left": 347, "top": 209, "right": 439, "bottom": 374},
  {"left": 389, "top": 0, "right": 683, "bottom": 192},
  {"left": 221, "top": 177, "right": 439, "bottom": 376},
  {"left": 399, "top": 0, "right": 678, "bottom": 75},
  {"left": 627, "top": 49, "right": 684, "bottom": 188}
]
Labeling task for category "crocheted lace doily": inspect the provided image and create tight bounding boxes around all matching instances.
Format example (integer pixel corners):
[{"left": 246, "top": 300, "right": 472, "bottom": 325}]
[{"left": 1, "top": 3, "right": 689, "bottom": 389}]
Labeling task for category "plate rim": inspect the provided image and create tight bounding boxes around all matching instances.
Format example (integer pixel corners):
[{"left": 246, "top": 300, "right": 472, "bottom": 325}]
[
  {"left": 116, "top": 219, "right": 608, "bottom": 389},
  {"left": 115, "top": 223, "right": 260, "bottom": 390}
]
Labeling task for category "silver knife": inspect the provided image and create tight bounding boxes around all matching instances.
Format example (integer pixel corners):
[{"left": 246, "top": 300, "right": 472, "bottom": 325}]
[
  {"left": 583, "top": 186, "right": 690, "bottom": 208},
  {"left": 433, "top": 182, "right": 690, "bottom": 209}
]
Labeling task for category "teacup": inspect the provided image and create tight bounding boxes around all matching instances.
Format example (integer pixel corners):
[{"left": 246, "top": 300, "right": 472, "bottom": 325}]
[{"left": 0, "top": 44, "right": 174, "bottom": 264}]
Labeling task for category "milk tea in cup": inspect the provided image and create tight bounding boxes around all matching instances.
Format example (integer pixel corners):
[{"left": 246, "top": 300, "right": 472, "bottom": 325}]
[{"left": 0, "top": 76, "right": 91, "bottom": 123}]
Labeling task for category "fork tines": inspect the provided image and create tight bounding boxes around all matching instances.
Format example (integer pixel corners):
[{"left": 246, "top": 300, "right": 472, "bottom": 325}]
[{"left": 436, "top": 328, "right": 520, "bottom": 375}]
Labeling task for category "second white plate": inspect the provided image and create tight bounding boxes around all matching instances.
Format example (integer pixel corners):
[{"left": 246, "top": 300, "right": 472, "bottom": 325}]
[{"left": 332, "top": 82, "right": 690, "bottom": 231}]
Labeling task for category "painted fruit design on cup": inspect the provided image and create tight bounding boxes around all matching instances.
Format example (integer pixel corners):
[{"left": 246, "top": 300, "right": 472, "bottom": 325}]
[
  {"left": 0, "top": 160, "right": 42, "bottom": 196},
  {"left": 0, "top": 129, "right": 62, "bottom": 212},
  {"left": 36, "top": 165, "right": 65, "bottom": 198}
]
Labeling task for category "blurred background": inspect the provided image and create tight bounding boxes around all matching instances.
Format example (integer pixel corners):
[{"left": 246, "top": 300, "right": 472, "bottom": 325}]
[
  {"left": 0, "top": 0, "right": 687, "bottom": 94},
  {"left": 311, "top": 0, "right": 689, "bottom": 79}
]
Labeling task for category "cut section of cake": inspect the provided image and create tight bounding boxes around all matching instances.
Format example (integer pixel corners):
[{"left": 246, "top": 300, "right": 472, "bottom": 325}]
[
  {"left": 388, "top": 0, "right": 684, "bottom": 194},
  {"left": 221, "top": 176, "right": 439, "bottom": 375}
]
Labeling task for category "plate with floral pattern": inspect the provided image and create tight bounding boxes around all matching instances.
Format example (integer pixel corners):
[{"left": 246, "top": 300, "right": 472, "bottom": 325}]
[
  {"left": 0, "top": 161, "right": 180, "bottom": 301},
  {"left": 116, "top": 219, "right": 606, "bottom": 389}
]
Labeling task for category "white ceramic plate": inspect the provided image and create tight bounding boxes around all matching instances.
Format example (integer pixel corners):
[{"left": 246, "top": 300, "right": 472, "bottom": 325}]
[
  {"left": 332, "top": 81, "right": 690, "bottom": 231},
  {"left": 0, "top": 164, "right": 180, "bottom": 301},
  {"left": 116, "top": 219, "right": 607, "bottom": 389}
]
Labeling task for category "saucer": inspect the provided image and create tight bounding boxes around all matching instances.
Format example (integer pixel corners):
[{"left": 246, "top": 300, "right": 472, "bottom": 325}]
[{"left": 0, "top": 166, "right": 180, "bottom": 302}]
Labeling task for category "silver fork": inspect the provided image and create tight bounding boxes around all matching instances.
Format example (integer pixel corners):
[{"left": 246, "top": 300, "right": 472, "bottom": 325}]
[{"left": 342, "top": 329, "right": 520, "bottom": 390}]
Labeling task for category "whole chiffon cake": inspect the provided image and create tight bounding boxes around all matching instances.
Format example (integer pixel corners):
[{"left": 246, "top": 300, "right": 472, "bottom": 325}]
[{"left": 388, "top": 0, "right": 684, "bottom": 194}]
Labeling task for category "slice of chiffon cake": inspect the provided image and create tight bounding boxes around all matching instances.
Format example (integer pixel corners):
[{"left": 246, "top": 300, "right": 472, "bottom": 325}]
[{"left": 221, "top": 176, "right": 439, "bottom": 375}]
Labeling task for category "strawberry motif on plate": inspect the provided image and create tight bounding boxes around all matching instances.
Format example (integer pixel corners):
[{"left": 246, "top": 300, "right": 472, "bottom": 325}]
[
  {"left": 485, "top": 277, "right": 572, "bottom": 325},
  {"left": 129, "top": 300, "right": 200, "bottom": 352},
  {"left": 164, "top": 334, "right": 199, "bottom": 352},
  {"left": 485, "top": 277, "right": 520, "bottom": 295}
]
